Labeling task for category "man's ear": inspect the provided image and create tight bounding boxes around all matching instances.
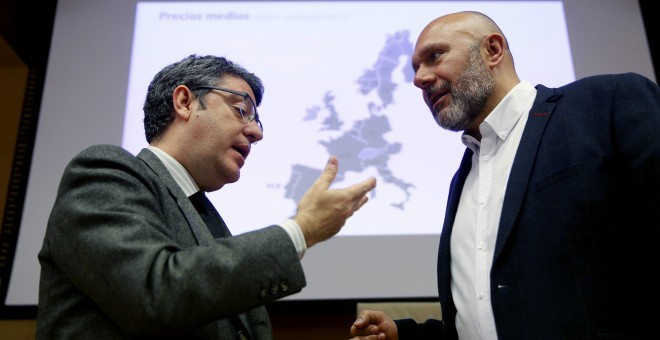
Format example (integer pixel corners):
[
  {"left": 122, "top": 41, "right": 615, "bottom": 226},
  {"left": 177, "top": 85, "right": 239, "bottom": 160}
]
[
  {"left": 483, "top": 33, "right": 505, "bottom": 67},
  {"left": 172, "top": 85, "right": 194, "bottom": 121}
]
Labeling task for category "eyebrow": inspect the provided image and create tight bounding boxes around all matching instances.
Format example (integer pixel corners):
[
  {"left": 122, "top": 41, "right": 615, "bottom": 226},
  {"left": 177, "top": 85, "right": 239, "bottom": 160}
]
[
  {"left": 412, "top": 42, "right": 448, "bottom": 70},
  {"left": 419, "top": 42, "right": 446, "bottom": 57}
]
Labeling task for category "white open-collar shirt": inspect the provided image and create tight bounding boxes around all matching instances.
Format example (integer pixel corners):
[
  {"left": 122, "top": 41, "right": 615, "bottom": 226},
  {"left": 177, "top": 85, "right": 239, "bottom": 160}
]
[{"left": 451, "top": 81, "right": 536, "bottom": 339}]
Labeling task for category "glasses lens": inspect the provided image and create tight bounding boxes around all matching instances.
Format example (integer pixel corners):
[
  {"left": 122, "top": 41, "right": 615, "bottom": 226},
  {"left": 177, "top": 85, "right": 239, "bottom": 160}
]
[
  {"left": 242, "top": 96, "right": 262, "bottom": 131},
  {"left": 193, "top": 86, "right": 262, "bottom": 131},
  {"left": 241, "top": 96, "right": 257, "bottom": 122}
]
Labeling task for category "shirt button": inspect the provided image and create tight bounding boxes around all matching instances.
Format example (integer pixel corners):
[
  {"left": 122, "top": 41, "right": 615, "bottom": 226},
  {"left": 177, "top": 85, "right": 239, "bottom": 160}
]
[{"left": 478, "top": 292, "right": 484, "bottom": 300}]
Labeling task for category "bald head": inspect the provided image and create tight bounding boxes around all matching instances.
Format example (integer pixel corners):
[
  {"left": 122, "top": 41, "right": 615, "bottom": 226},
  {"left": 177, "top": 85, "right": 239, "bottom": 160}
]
[
  {"left": 418, "top": 11, "right": 510, "bottom": 58},
  {"left": 411, "top": 11, "right": 520, "bottom": 138}
]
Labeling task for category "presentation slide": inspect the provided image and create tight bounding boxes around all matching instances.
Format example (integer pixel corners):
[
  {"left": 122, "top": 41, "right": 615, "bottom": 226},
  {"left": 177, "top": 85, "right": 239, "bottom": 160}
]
[{"left": 122, "top": 1, "right": 573, "bottom": 237}]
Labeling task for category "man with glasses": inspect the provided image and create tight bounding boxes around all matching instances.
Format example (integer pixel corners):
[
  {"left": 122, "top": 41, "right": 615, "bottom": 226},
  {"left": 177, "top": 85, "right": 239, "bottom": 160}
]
[
  {"left": 36, "top": 54, "right": 377, "bottom": 339},
  {"left": 190, "top": 86, "right": 263, "bottom": 132}
]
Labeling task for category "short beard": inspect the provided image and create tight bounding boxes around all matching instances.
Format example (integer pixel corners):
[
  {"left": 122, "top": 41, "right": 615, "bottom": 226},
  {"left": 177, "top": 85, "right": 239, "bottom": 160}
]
[{"left": 432, "top": 44, "right": 494, "bottom": 132}]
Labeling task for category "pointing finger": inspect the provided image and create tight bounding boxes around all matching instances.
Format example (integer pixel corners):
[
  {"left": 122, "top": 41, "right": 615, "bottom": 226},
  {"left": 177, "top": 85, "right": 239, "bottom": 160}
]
[{"left": 312, "top": 156, "right": 339, "bottom": 191}]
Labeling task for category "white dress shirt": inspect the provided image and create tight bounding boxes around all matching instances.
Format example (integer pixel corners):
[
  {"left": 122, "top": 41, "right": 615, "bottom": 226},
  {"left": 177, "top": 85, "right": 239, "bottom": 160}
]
[
  {"left": 147, "top": 146, "right": 307, "bottom": 259},
  {"left": 450, "top": 81, "right": 536, "bottom": 339}
]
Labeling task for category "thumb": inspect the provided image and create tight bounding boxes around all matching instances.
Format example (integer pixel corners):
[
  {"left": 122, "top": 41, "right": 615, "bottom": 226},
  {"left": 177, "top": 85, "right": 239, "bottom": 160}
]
[{"left": 313, "top": 156, "right": 339, "bottom": 191}]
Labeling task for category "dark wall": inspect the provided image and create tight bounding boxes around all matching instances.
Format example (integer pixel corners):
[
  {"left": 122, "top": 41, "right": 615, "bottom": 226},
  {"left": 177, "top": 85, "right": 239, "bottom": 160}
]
[
  {"left": 0, "top": 0, "right": 56, "bottom": 73},
  {"left": 639, "top": 0, "right": 658, "bottom": 78}
]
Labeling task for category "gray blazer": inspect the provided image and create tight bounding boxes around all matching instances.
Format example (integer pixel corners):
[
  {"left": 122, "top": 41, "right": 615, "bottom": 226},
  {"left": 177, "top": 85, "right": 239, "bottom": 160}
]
[{"left": 37, "top": 145, "right": 306, "bottom": 339}]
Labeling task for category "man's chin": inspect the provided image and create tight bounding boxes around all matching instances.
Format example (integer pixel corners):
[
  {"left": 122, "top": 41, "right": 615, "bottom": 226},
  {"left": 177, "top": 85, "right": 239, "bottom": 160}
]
[
  {"left": 433, "top": 110, "right": 453, "bottom": 130},
  {"left": 228, "top": 173, "right": 240, "bottom": 184},
  {"left": 437, "top": 116, "right": 468, "bottom": 132},
  {"left": 222, "top": 169, "right": 241, "bottom": 186}
]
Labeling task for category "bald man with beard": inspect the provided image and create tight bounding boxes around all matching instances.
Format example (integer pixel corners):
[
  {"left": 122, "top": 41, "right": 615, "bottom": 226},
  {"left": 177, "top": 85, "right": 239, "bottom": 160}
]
[{"left": 350, "top": 11, "right": 660, "bottom": 340}]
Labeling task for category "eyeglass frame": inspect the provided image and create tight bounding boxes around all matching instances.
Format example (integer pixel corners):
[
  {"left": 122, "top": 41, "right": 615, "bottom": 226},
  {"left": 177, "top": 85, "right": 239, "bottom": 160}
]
[{"left": 190, "top": 86, "right": 263, "bottom": 131}]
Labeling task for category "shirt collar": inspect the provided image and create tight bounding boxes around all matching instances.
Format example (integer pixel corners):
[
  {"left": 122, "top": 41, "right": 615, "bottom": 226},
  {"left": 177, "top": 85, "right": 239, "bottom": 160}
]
[
  {"left": 147, "top": 145, "right": 199, "bottom": 197},
  {"left": 461, "top": 80, "right": 536, "bottom": 151}
]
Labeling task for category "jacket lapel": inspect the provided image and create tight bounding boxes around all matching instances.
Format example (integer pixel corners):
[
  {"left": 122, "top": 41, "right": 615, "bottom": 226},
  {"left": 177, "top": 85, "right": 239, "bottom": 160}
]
[
  {"left": 493, "top": 85, "right": 561, "bottom": 261},
  {"left": 437, "top": 147, "right": 473, "bottom": 321},
  {"left": 136, "top": 148, "right": 213, "bottom": 245},
  {"left": 443, "top": 148, "right": 473, "bottom": 235}
]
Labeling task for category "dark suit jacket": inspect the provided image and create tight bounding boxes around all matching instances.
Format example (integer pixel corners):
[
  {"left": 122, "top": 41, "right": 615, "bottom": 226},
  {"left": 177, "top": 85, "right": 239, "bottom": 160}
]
[
  {"left": 396, "top": 73, "right": 660, "bottom": 339},
  {"left": 37, "top": 146, "right": 306, "bottom": 339}
]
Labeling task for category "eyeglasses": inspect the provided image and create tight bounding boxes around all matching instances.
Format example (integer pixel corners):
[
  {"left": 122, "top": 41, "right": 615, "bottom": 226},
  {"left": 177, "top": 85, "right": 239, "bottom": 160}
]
[{"left": 191, "top": 86, "right": 263, "bottom": 131}]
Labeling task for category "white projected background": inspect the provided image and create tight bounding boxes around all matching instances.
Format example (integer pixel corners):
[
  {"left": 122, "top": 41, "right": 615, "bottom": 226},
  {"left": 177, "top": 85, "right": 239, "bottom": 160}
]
[
  {"left": 7, "top": 0, "right": 586, "bottom": 305},
  {"left": 122, "top": 1, "right": 573, "bottom": 237}
]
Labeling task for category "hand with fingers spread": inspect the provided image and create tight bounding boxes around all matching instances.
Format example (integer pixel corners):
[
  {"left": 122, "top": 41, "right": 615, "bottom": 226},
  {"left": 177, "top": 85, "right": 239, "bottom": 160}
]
[
  {"left": 350, "top": 310, "right": 398, "bottom": 340},
  {"left": 293, "top": 156, "right": 377, "bottom": 248}
]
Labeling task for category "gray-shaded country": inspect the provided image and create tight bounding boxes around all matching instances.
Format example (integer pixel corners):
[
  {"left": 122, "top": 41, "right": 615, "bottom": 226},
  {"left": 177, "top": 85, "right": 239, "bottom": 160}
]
[
  {"left": 319, "top": 114, "right": 414, "bottom": 209},
  {"left": 303, "top": 105, "right": 321, "bottom": 121},
  {"left": 284, "top": 164, "right": 345, "bottom": 203},
  {"left": 356, "top": 30, "right": 414, "bottom": 108},
  {"left": 320, "top": 91, "right": 343, "bottom": 131}
]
